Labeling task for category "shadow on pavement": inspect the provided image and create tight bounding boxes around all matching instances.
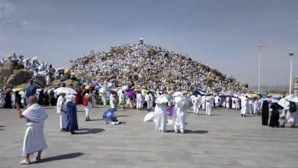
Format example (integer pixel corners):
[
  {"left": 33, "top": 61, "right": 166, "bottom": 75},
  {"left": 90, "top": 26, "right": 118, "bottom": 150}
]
[
  {"left": 77, "top": 128, "right": 105, "bottom": 134},
  {"left": 33, "top": 152, "right": 83, "bottom": 163},
  {"left": 90, "top": 118, "right": 103, "bottom": 121},
  {"left": 166, "top": 129, "right": 208, "bottom": 134},
  {"left": 185, "top": 130, "right": 208, "bottom": 134},
  {"left": 116, "top": 115, "right": 129, "bottom": 117}
]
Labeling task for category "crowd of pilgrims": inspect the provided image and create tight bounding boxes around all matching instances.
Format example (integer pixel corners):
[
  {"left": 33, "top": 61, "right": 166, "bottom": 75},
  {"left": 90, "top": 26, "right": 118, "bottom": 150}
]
[
  {"left": 70, "top": 44, "right": 229, "bottom": 92},
  {"left": 1, "top": 46, "right": 296, "bottom": 131},
  {"left": 1, "top": 83, "right": 297, "bottom": 131},
  {"left": 1, "top": 54, "right": 71, "bottom": 86}
]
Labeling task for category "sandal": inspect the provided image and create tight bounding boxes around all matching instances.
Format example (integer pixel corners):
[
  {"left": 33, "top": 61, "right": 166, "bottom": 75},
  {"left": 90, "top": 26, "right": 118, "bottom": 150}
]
[{"left": 20, "top": 159, "right": 31, "bottom": 165}]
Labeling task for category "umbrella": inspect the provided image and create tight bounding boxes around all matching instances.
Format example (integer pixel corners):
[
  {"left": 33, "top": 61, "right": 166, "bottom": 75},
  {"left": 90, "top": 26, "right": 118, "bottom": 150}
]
[
  {"left": 141, "top": 89, "right": 148, "bottom": 96},
  {"left": 31, "top": 56, "right": 38, "bottom": 60},
  {"left": 259, "top": 94, "right": 267, "bottom": 98},
  {"left": 13, "top": 87, "right": 25, "bottom": 92},
  {"left": 269, "top": 94, "right": 282, "bottom": 99},
  {"left": 89, "top": 83, "right": 95, "bottom": 88},
  {"left": 99, "top": 87, "right": 106, "bottom": 93},
  {"left": 143, "top": 112, "right": 155, "bottom": 122},
  {"left": 117, "top": 88, "right": 124, "bottom": 95},
  {"left": 25, "top": 84, "right": 38, "bottom": 97},
  {"left": 107, "top": 83, "right": 113, "bottom": 87},
  {"left": 122, "top": 85, "right": 129, "bottom": 91},
  {"left": 110, "top": 90, "right": 117, "bottom": 94},
  {"left": 167, "top": 106, "right": 173, "bottom": 116},
  {"left": 134, "top": 88, "right": 141, "bottom": 92},
  {"left": 270, "top": 99, "right": 279, "bottom": 103},
  {"left": 174, "top": 95, "right": 193, "bottom": 109},
  {"left": 285, "top": 94, "right": 298, "bottom": 103},
  {"left": 251, "top": 93, "right": 260, "bottom": 99},
  {"left": 126, "top": 91, "right": 136, "bottom": 98},
  {"left": 172, "top": 91, "right": 183, "bottom": 97},
  {"left": 95, "top": 86, "right": 101, "bottom": 91},
  {"left": 103, "top": 108, "right": 116, "bottom": 119},
  {"left": 150, "top": 90, "right": 156, "bottom": 94},
  {"left": 84, "top": 85, "right": 90, "bottom": 90},
  {"left": 155, "top": 94, "right": 173, "bottom": 104},
  {"left": 3, "top": 88, "right": 12, "bottom": 95},
  {"left": 261, "top": 98, "right": 272, "bottom": 102},
  {"left": 54, "top": 87, "right": 77, "bottom": 95}
]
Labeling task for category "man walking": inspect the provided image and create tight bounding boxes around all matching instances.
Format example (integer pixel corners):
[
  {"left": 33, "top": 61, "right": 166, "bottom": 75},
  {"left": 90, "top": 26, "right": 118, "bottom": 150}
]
[{"left": 16, "top": 96, "right": 48, "bottom": 165}]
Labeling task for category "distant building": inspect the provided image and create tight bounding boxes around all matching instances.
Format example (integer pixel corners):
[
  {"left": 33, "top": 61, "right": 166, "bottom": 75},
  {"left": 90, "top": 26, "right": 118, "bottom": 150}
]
[
  {"left": 139, "top": 38, "right": 144, "bottom": 45},
  {"left": 294, "top": 76, "right": 298, "bottom": 94}
]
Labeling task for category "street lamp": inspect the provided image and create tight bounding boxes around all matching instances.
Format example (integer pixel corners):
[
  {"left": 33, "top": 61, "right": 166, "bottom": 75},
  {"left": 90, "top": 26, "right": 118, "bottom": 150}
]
[
  {"left": 289, "top": 53, "right": 294, "bottom": 94},
  {"left": 256, "top": 44, "right": 265, "bottom": 93}
]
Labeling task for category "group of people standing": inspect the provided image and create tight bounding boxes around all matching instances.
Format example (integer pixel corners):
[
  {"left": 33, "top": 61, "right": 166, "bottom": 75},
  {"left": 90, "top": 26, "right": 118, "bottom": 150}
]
[
  {"left": 56, "top": 93, "right": 79, "bottom": 134},
  {"left": 260, "top": 96, "right": 298, "bottom": 128}
]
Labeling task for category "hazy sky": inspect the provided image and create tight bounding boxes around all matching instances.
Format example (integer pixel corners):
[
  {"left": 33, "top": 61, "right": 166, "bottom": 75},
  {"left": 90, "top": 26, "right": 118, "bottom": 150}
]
[{"left": 1, "top": 0, "right": 298, "bottom": 87}]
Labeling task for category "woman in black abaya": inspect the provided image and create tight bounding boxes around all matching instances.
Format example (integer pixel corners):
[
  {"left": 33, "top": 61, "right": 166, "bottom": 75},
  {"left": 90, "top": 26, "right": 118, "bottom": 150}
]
[
  {"left": 269, "top": 103, "right": 283, "bottom": 128},
  {"left": 261, "top": 100, "right": 269, "bottom": 126}
]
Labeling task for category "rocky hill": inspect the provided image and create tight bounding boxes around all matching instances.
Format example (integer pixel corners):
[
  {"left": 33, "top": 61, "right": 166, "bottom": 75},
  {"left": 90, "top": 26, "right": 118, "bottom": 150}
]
[
  {"left": 70, "top": 44, "right": 248, "bottom": 91},
  {"left": 0, "top": 44, "right": 248, "bottom": 92}
]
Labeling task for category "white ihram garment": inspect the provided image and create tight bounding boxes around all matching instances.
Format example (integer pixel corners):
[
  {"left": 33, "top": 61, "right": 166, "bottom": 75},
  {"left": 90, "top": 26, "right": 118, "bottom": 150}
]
[
  {"left": 154, "top": 104, "right": 167, "bottom": 133},
  {"left": 193, "top": 96, "right": 201, "bottom": 114},
  {"left": 241, "top": 97, "right": 248, "bottom": 115},
  {"left": 136, "top": 93, "right": 143, "bottom": 109},
  {"left": 22, "top": 103, "right": 48, "bottom": 156},
  {"left": 172, "top": 104, "right": 187, "bottom": 133},
  {"left": 56, "top": 95, "right": 67, "bottom": 129}
]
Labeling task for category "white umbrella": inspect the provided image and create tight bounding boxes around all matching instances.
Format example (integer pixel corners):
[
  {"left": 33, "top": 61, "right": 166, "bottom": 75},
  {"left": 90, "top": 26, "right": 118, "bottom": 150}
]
[
  {"left": 31, "top": 56, "right": 38, "bottom": 60},
  {"left": 174, "top": 95, "right": 193, "bottom": 109},
  {"left": 99, "top": 87, "right": 107, "bottom": 93},
  {"left": 54, "top": 87, "right": 77, "bottom": 95},
  {"left": 122, "top": 85, "right": 129, "bottom": 91},
  {"left": 285, "top": 94, "right": 298, "bottom": 102},
  {"left": 261, "top": 98, "right": 272, "bottom": 102},
  {"left": 270, "top": 99, "right": 279, "bottom": 103},
  {"left": 117, "top": 88, "right": 124, "bottom": 95},
  {"left": 155, "top": 94, "right": 173, "bottom": 104},
  {"left": 172, "top": 91, "right": 183, "bottom": 97},
  {"left": 143, "top": 112, "right": 155, "bottom": 122},
  {"left": 107, "top": 83, "right": 113, "bottom": 87}
]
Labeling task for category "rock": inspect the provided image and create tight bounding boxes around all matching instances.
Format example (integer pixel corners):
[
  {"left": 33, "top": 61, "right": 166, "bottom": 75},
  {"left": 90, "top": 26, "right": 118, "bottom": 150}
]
[{"left": 5, "top": 70, "right": 30, "bottom": 85}]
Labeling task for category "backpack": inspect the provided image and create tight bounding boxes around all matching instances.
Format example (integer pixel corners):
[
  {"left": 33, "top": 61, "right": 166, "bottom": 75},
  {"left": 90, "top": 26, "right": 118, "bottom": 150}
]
[{"left": 289, "top": 101, "right": 297, "bottom": 113}]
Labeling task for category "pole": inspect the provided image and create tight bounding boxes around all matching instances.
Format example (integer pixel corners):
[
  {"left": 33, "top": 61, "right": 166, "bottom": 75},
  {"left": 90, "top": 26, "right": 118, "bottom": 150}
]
[
  {"left": 256, "top": 44, "right": 265, "bottom": 93},
  {"left": 289, "top": 53, "right": 294, "bottom": 94}
]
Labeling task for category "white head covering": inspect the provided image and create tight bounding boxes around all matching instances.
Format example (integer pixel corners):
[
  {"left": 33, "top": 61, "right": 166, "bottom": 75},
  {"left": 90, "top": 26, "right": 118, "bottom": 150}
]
[{"left": 66, "top": 94, "right": 76, "bottom": 103}]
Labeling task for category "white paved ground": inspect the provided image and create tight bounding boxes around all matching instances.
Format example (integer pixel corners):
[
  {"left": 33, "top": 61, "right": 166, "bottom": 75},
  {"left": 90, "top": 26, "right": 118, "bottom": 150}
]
[{"left": 0, "top": 105, "right": 297, "bottom": 168}]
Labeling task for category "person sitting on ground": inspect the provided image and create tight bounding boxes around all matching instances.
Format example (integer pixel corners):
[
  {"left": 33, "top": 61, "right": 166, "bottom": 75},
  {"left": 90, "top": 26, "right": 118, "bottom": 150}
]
[{"left": 105, "top": 113, "right": 119, "bottom": 125}]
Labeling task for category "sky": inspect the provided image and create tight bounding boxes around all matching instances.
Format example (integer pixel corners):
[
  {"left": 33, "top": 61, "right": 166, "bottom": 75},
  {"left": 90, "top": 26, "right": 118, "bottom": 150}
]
[{"left": 0, "top": 0, "right": 298, "bottom": 87}]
